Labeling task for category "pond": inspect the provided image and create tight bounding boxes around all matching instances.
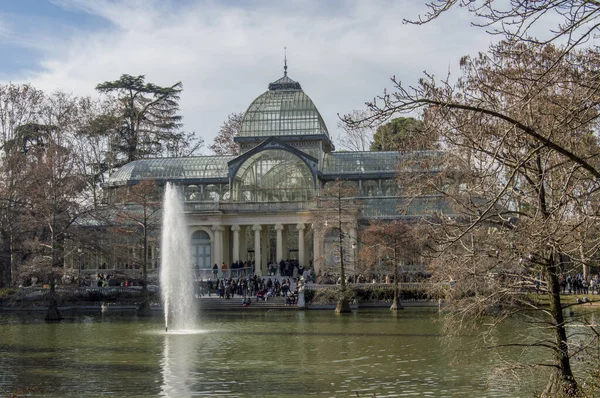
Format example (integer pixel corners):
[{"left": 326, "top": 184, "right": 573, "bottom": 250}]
[{"left": 0, "top": 308, "right": 563, "bottom": 397}]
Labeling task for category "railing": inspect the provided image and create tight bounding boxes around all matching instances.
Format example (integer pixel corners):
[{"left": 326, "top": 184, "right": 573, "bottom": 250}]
[
  {"left": 184, "top": 201, "right": 316, "bottom": 213},
  {"left": 15, "top": 285, "right": 156, "bottom": 298},
  {"left": 304, "top": 282, "right": 427, "bottom": 290},
  {"left": 195, "top": 267, "right": 254, "bottom": 280}
]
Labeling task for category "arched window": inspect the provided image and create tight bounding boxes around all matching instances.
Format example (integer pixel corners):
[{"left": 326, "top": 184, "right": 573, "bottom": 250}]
[
  {"left": 184, "top": 185, "right": 200, "bottom": 201},
  {"left": 383, "top": 180, "right": 399, "bottom": 196},
  {"left": 362, "top": 180, "right": 379, "bottom": 197},
  {"left": 221, "top": 184, "right": 230, "bottom": 201},
  {"left": 232, "top": 149, "right": 315, "bottom": 202},
  {"left": 191, "top": 230, "right": 211, "bottom": 270},
  {"left": 202, "top": 184, "right": 220, "bottom": 202}
]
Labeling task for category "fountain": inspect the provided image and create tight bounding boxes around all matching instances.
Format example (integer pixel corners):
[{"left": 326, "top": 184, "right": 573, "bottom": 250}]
[{"left": 160, "top": 182, "right": 197, "bottom": 332}]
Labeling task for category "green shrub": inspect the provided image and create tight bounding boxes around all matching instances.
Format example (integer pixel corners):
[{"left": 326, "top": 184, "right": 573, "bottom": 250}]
[
  {"left": 305, "top": 285, "right": 436, "bottom": 304},
  {"left": 0, "top": 287, "right": 17, "bottom": 301}
]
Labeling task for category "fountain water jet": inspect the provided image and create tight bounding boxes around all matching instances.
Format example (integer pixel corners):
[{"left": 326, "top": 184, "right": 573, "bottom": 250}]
[{"left": 160, "top": 183, "right": 197, "bottom": 331}]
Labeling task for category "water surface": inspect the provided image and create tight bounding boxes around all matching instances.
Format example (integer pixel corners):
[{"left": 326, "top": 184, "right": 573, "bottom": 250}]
[{"left": 0, "top": 309, "right": 549, "bottom": 397}]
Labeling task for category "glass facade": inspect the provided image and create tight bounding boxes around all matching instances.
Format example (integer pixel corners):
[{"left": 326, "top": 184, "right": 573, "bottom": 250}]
[
  {"left": 232, "top": 149, "right": 315, "bottom": 202},
  {"left": 104, "top": 72, "right": 449, "bottom": 220},
  {"left": 96, "top": 70, "right": 451, "bottom": 276}
]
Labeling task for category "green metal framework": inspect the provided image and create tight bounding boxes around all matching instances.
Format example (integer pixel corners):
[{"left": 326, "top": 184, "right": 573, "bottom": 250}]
[
  {"left": 106, "top": 156, "right": 234, "bottom": 187},
  {"left": 232, "top": 149, "right": 315, "bottom": 202},
  {"left": 238, "top": 89, "right": 329, "bottom": 139}
]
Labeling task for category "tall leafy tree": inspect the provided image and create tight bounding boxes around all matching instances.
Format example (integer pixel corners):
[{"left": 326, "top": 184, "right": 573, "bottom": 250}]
[
  {"left": 96, "top": 74, "right": 200, "bottom": 165},
  {"left": 370, "top": 117, "right": 437, "bottom": 151},
  {"left": 209, "top": 112, "right": 242, "bottom": 155}
]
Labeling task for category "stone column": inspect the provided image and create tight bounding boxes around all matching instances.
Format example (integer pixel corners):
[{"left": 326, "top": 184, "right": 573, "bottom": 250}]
[
  {"left": 313, "top": 225, "right": 325, "bottom": 275},
  {"left": 231, "top": 225, "right": 241, "bottom": 263},
  {"left": 239, "top": 226, "right": 248, "bottom": 262},
  {"left": 349, "top": 226, "right": 358, "bottom": 276},
  {"left": 297, "top": 223, "right": 306, "bottom": 268},
  {"left": 261, "top": 228, "right": 268, "bottom": 273},
  {"left": 282, "top": 226, "right": 289, "bottom": 260},
  {"left": 275, "top": 223, "right": 284, "bottom": 263},
  {"left": 211, "top": 225, "right": 224, "bottom": 268},
  {"left": 253, "top": 224, "right": 262, "bottom": 275}
]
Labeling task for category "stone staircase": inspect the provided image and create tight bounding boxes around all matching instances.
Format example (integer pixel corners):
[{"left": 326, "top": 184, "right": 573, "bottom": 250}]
[{"left": 197, "top": 295, "right": 295, "bottom": 310}]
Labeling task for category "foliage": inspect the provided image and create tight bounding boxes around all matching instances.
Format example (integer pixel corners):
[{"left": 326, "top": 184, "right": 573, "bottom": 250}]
[
  {"left": 370, "top": 117, "right": 436, "bottom": 151},
  {"left": 96, "top": 74, "right": 203, "bottom": 164},
  {"left": 209, "top": 112, "right": 242, "bottom": 155},
  {"left": 306, "top": 286, "right": 356, "bottom": 305},
  {"left": 305, "top": 285, "right": 433, "bottom": 304},
  {"left": 0, "top": 287, "right": 17, "bottom": 301}
]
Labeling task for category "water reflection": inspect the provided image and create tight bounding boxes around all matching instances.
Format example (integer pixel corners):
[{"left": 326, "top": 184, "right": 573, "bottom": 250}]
[{"left": 160, "top": 333, "right": 198, "bottom": 397}]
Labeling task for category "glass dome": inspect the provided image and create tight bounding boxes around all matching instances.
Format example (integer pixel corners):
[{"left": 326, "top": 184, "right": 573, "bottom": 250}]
[{"left": 238, "top": 74, "right": 330, "bottom": 139}]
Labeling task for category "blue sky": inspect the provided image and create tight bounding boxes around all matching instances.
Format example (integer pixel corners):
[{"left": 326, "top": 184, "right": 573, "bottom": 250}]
[{"left": 0, "top": 0, "right": 490, "bottom": 151}]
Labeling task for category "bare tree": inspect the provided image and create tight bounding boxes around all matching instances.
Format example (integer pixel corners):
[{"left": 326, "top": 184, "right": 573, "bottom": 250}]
[
  {"left": 360, "top": 220, "right": 419, "bottom": 310},
  {"left": 12, "top": 119, "right": 87, "bottom": 320},
  {"left": 337, "top": 110, "right": 374, "bottom": 152},
  {"left": 113, "top": 180, "right": 162, "bottom": 316},
  {"left": 0, "top": 83, "right": 44, "bottom": 150},
  {"left": 411, "top": 1, "right": 600, "bottom": 51},
  {"left": 209, "top": 112, "right": 243, "bottom": 155},
  {"left": 345, "top": 41, "right": 600, "bottom": 395},
  {"left": 314, "top": 179, "right": 361, "bottom": 313},
  {"left": 0, "top": 84, "right": 45, "bottom": 286}
]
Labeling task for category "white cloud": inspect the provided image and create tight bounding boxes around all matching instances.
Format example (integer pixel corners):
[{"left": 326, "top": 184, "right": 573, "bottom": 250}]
[{"left": 2, "top": 0, "right": 490, "bottom": 151}]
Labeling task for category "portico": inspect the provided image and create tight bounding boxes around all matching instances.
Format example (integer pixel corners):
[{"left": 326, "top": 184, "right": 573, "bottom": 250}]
[{"left": 189, "top": 213, "right": 315, "bottom": 276}]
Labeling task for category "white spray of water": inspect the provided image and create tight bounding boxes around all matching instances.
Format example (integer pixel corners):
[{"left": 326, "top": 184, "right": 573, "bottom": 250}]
[{"left": 160, "top": 183, "right": 197, "bottom": 331}]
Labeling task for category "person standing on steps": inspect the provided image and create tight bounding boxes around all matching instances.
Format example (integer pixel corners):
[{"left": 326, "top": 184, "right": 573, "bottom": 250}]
[{"left": 221, "top": 262, "right": 228, "bottom": 278}]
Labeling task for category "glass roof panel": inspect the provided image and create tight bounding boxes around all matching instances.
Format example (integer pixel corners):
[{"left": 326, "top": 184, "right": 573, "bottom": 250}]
[
  {"left": 106, "top": 156, "right": 235, "bottom": 186},
  {"left": 322, "top": 150, "right": 442, "bottom": 175}
]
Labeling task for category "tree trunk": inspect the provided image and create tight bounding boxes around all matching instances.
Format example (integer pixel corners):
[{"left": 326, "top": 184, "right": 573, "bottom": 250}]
[
  {"left": 335, "top": 296, "right": 351, "bottom": 313},
  {"left": 390, "top": 285, "right": 403, "bottom": 311},
  {"left": 45, "top": 279, "right": 63, "bottom": 321},
  {"left": 0, "top": 229, "right": 12, "bottom": 287},
  {"left": 390, "top": 257, "right": 403, "bottom": 311},
  {"left": 137, "top": 224, "right": 151, "bottom": 317},
  {"left": 137, "top": 298, "right": 152, "bottom": 317},
  {"left": 543, "top": 255, "right": 576, "bottom": 396}
]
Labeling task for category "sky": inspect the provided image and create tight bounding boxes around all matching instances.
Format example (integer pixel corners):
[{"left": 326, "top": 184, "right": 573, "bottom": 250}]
[{"left": 0, "top": 0, "right": 492, "bottom": 153}]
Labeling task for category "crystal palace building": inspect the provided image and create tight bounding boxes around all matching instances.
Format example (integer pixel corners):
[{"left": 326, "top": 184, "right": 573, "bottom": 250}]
[{"left": 102, "top": 68, "right": 446, "bottom": 277}]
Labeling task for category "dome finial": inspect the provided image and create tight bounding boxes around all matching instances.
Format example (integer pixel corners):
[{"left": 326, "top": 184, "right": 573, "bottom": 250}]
[{"left": 284, "top": 47, "right": 288, "bottom": 76}]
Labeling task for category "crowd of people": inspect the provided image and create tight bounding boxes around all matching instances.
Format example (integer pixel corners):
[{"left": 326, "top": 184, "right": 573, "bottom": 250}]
[
  {"left": 314, "top": 272, "right": 429, "bottom": 285},
  {"left": 559, "top": 274, "right": 600, "bottom": 295},
  {"left": 201, "top": 274, "right": 299, "bottom": 304}
]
